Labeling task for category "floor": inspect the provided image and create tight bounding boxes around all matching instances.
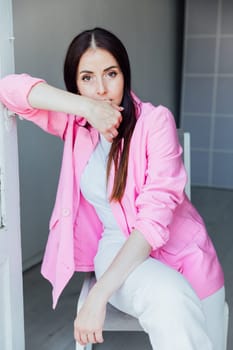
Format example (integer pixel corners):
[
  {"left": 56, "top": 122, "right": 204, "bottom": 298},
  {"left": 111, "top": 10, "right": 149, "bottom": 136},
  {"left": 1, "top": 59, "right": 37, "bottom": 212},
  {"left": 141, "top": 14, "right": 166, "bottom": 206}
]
[{"left": 23, "top": 186, "right": 233, "bottom": 350}]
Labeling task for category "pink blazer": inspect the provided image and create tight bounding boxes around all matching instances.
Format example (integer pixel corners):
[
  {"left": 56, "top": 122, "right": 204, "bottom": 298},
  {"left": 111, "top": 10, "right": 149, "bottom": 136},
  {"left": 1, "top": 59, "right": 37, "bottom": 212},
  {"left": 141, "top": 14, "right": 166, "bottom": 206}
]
[{"left": 0, "top": 74, "right": 224, "bottom": 308}]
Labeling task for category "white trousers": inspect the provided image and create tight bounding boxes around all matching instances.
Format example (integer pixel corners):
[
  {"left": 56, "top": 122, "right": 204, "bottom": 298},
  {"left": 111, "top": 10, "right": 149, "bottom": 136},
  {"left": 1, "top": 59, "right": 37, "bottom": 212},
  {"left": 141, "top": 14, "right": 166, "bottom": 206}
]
[{"left": 94, "top": 231, "right": 225, "bottom": 350}]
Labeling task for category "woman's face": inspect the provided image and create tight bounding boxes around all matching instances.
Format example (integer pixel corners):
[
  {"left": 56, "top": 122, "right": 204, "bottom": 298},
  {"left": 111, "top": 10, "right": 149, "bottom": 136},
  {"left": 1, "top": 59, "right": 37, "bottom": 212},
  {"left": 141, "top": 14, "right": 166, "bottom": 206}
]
[{"left": 76, "top": 48, "right": 124, "bottom": 105}]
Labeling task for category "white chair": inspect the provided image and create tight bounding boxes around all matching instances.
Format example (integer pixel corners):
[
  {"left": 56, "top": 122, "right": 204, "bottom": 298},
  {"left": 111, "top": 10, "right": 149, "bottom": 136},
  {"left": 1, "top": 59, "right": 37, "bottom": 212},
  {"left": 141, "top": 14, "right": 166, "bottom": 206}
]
[
  {"left": 76, "top": 131, "right": 229, "bottom": 350},
  {"left": 177, "top": 129, "right": 191, "bottom": 199}
]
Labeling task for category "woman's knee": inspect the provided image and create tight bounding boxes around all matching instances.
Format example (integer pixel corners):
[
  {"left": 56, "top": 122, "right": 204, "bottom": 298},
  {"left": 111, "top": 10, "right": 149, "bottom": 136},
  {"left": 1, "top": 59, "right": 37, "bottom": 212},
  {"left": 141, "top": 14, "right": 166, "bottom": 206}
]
[{"left": 132, "top": 263, "right": 201, "bottom": 319}]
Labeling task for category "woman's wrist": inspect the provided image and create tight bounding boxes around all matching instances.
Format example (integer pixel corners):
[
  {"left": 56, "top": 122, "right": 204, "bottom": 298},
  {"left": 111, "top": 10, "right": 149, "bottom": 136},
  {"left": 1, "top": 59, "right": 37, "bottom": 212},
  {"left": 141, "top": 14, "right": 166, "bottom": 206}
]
[
  {"left": 77, "top": 95, "right": 96, "bottom": 122},
  {"left": 89, "top": 281, "right": 110, "bottom": 305}
]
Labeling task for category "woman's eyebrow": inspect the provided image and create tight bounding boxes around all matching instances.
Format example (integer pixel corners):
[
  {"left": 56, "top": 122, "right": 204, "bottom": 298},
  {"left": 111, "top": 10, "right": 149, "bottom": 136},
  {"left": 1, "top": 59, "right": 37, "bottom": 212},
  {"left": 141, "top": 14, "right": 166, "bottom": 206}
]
[
  {"left": 103, "top": 65, "right": 119, "bottom": 72},
  {"left": 79, "top": 70, "right": 93, "bottom": 74},
  {"left": 79, "top": 65, "right": 119, "bottom": 75}
]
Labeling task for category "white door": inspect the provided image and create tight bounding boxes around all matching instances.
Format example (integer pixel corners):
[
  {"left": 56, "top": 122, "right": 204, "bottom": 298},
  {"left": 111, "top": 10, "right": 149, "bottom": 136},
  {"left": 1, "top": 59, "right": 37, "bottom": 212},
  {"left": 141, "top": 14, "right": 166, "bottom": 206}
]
[{"left": 0, "top": 0, "right": 25, "bottom": 349}]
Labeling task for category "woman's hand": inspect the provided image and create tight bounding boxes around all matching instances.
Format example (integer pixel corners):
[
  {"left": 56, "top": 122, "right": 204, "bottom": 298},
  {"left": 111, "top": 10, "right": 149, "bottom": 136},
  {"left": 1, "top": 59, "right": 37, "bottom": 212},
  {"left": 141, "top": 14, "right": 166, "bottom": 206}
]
[
  {"left": 85, "top": 98, "right": 123, "bottom": 142},
  {"left": 74, "top": 287, "right": 107, "bottom": 346}
]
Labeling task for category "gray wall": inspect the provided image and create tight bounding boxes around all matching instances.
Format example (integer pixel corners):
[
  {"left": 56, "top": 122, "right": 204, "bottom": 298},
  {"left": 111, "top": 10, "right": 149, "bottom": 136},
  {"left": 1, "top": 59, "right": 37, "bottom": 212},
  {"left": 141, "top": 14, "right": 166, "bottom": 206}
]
[
  {"left": 181, "top": 0, "right": 233, "bottom": 189},
  {"left": 12, "top": 0, "right": 183, "bottom": 269}
]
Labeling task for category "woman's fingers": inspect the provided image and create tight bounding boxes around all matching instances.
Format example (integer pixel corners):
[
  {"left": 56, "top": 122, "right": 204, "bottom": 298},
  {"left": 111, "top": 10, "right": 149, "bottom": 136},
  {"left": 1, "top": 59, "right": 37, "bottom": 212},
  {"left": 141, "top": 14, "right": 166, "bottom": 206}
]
[
  {"left": 110, "top": 128, "right": 119, "bottom": 138},
  {"left": 110, "top": 101, "right": 124, "bottom": 113},
  {"left": 94, "top": 330, "right": 104, "bottom": 343},
  {"left": 103, "top": 128, "right": 119, "bottom": 142},
  {"left": 75, "top": 330, "right": 104, "bottom": 345},
  {"left": 85, "top": 330, "right": 103, "bottom": 344}
]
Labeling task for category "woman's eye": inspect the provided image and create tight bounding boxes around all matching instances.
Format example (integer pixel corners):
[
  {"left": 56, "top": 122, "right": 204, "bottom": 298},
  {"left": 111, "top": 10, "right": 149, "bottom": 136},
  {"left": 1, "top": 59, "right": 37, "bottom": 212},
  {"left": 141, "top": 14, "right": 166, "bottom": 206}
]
[
  {"left": 82, "top": 75, "right": 92, "bottom": 82},
  {"left": 107, "top": 71, "right": 117, "bottom": 78}
]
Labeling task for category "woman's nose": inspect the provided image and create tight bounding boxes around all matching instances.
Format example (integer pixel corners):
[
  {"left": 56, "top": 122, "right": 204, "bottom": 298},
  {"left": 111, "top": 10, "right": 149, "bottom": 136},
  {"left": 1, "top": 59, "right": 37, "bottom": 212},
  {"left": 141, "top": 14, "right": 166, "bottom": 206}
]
[{"left": 96, "top": 77, "right": 107, "bottom": 95}]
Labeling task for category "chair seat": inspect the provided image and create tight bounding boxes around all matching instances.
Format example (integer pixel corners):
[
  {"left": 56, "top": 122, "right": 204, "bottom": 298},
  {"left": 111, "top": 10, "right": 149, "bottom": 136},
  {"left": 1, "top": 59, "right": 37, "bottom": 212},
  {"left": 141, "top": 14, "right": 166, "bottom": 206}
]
[{"left": 104, "top": 302, "right": 143, "bottom": 331}]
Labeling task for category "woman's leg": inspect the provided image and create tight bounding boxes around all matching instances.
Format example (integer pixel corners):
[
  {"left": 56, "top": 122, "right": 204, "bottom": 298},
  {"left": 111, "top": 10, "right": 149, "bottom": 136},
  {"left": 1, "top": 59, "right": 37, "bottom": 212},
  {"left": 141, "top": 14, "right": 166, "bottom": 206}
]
[
  {"left": 201, "top": 287, "right": 225, "bottom": 350},
  {"left": 94, "top": 236, "right": 213, "bottom": 350}
]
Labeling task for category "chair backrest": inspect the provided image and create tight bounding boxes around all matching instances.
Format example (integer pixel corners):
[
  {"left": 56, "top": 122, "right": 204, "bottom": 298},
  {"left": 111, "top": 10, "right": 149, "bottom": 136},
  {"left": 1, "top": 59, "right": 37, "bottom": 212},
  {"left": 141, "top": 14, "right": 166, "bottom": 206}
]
[{"left": 177, "top": 130, "right": 191, "bottom": 200}]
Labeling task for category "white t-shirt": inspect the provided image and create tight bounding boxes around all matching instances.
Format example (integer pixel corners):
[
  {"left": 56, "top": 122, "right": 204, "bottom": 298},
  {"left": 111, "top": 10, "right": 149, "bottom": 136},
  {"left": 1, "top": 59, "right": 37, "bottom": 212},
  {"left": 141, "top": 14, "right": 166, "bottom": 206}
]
[{"left": 80, "top": 134, "right": 120, "bottom": 233}]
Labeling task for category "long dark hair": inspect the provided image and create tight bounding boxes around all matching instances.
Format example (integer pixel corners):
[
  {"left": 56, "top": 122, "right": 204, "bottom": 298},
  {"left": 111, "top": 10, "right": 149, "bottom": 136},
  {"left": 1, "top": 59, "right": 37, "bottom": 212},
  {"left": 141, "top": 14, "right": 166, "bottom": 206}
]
[{"left": 64, "top": 27, "right": 137, "bottom": 201}]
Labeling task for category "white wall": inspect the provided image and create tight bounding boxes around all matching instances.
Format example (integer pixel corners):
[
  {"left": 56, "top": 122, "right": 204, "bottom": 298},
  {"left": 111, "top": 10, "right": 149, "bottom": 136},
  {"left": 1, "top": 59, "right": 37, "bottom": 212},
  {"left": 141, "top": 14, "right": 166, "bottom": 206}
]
[{"left": 12, "top": 0, "right": 183, "bottom": 269}]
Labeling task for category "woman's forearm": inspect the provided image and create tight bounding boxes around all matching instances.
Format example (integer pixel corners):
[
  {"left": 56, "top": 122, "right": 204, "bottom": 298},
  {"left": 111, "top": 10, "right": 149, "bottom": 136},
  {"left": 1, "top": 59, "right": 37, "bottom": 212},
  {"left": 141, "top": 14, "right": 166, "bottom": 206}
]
[
  {"left": 28, "top": 82, "right": 90, "bottom": 116},
  {"left": 90, "top": 230, "right": 152, "bottom": 302}
]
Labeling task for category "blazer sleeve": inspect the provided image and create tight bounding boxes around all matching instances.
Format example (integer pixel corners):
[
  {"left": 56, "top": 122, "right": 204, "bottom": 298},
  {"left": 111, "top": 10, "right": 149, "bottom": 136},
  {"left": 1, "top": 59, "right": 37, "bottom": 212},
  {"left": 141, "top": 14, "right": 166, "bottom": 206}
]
[
  {"left": 133, "top": 106, "right": 187, "bottom": 250},
  {"left": 0, "top": 73, "right": 68, "bottom": 139}
]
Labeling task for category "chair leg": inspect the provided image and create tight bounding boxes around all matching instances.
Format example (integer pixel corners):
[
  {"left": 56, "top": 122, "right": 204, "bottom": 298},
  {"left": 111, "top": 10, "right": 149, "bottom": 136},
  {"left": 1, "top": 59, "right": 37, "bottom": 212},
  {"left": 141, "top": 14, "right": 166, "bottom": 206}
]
[
  {"left": 76, "top": 342, "right": 93, "bottom": 350},
  {"left": 75, "top": 341, "right": 85, "bottom": 350},
  {"left": 224, "top": 302, "right": 229, "bottom": 350}
]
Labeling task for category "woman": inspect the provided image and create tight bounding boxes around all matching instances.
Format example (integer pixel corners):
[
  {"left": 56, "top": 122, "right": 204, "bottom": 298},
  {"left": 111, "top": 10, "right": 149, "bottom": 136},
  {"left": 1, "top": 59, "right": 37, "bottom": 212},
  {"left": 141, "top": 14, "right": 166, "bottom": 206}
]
[{"left": 0, "top": 28, "right": 225, "bottom": 349}]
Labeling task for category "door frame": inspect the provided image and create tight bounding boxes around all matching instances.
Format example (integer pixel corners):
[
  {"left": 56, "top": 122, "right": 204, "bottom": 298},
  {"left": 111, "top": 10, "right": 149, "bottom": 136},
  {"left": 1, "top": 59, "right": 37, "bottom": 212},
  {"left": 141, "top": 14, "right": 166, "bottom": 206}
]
[{"left": 0, "top": 0, "right": 25, "bottom": 349}]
